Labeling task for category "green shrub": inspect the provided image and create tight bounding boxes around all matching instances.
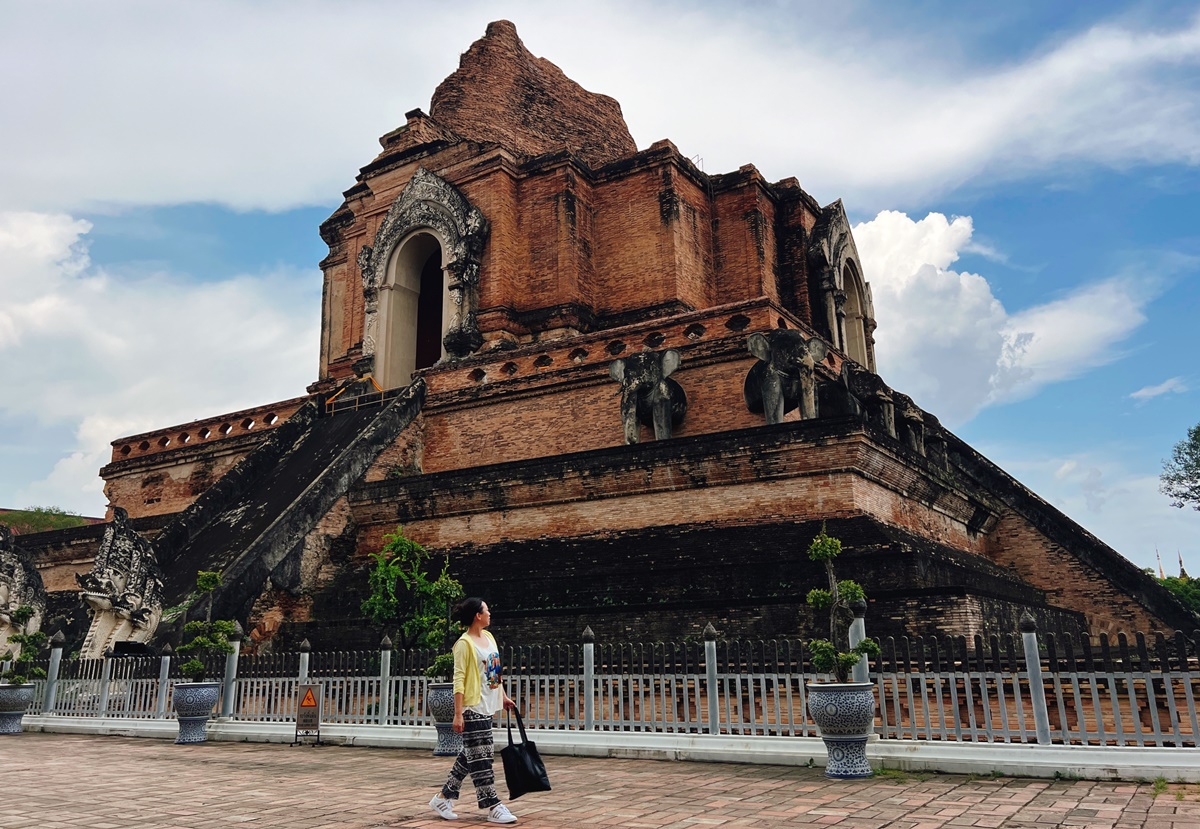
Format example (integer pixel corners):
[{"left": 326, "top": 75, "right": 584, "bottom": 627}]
[
  {"left": 1, "top": 605, "right": 48, "bottom": 686},
  {"left": 175, "top": 571, "right": 236, "bottom": 682},
  {"left": 805, "top": 526, "right": 881, "bottom": 682}
]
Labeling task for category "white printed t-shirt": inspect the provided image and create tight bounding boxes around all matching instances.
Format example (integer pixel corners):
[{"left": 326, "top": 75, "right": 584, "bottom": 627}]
[{"left": 465, "top": 638, "right": 504, "bottom": 716}]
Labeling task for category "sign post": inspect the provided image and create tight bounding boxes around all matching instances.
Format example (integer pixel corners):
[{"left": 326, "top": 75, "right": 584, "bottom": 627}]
[{"left": 295, "top": 683, "right": 322, "bottom": 745}]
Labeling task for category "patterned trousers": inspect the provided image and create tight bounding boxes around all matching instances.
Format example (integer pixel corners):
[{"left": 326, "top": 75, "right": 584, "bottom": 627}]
[{"left": 441, "top": 711, "right": 500, "bottom": 809}]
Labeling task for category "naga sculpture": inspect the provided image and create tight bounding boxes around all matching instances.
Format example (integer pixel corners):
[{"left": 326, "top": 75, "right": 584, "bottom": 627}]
[
  {"left": 609, "top": 349, "right": 687, "bottom": 444},
  {"left": 0, "top": 525, "right": 46, "bottom": 658},
  {"left": 76, "top": 507, "right": 164, "bottom": 658},
  {"left": 744, "top": 330, "right": 830, "bottom": 424}
]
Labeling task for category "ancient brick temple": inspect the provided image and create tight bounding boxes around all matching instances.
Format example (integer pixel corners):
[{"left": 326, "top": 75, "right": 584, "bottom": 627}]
[{"left": 19, "top": 21, "right": 1198, "bottom": 650}]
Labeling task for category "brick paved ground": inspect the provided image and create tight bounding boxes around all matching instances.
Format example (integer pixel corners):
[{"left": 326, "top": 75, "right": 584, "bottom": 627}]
[{"left": 3, "top": 732, "right": 1199, "bottom": 829}]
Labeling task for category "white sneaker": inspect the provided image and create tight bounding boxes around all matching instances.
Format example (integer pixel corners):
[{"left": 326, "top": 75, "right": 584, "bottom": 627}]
[
  {"left": 429, "top": 794, "right": 459, "bottom": 820},
  {"left": 487, "top": 803, "right": 517, "bottom": 824}
]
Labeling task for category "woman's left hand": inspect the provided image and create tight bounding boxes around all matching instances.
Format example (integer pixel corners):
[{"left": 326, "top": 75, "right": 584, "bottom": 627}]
[{"left": 503, "top": 697, "right": 518, "bottom": 712}]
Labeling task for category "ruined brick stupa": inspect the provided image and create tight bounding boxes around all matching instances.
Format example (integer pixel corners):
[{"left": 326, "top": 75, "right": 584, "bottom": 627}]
[{"left": 21, "top": 21, "right": 1197, "bottom": 650}]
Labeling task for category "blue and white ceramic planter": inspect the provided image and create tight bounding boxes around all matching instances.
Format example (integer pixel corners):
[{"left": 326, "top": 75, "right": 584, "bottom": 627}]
[
  {"left": 427, "top": 682, "right": 463, "bottom": 757},
  {"left": 172, "top": 681, "right": 221, "bottom": 744},
  {"left": 0, "top": 684, "right": 35, "bottom": 735},
  {"left": 807, "top": 681, "right": 876, "bottom": 778}
]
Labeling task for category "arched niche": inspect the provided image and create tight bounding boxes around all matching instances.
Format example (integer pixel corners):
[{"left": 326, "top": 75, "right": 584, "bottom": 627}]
[
  {"left": 807, "top": 200, "right": 877, "bottom": 372},
  {"left": 358, "top": 167, "right": 489, "bottom": 388},
  {"left": 375, "top": 231, "right": 456, "bottom": 389},
  {"left": 841, "top": 259, "right": 875, "bottom": 371}
]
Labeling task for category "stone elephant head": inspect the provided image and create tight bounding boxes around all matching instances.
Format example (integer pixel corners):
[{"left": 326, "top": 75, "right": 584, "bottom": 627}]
[
  {"left": 609, "top": 349, "right": 687, "bottom": 444},
  {"left": 844, "top": 364, "right": 896, "bottom": 438},
  {"left": 744, "top": 329, "right": 830, "bottom": 424}
]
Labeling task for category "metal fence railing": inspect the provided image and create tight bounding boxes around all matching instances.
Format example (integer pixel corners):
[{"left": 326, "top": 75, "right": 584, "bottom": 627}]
[{"left": 17, "top": 624, "right": 1200, "bottom": 747}]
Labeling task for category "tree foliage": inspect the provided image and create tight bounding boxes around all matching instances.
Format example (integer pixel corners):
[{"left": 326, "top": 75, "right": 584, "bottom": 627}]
[
  {"left": 1, "top": 605, "right": 48, "bottom": 686},
  {"left": 805, "top": 525, "right": 880, "bottom": 683},
  {"left": 176, "top": 570, "right": 235, "bottom": 682},
  {"left": 0, "top": 506, "right": 87, "bottom": 535},
  {"left": 361, "top": 526, "right": 463, "bottom": 651},
  {"left": 1158, "top": 575, "right": 1200, "bottom": 616},
  {"left": 1161, "top": 423, "right": 1200, "bottom": 511}
]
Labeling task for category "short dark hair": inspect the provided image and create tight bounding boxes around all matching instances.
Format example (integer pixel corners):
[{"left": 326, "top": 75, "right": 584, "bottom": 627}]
[{"left": 452, "top": 597, "right": 486, "bottom": 627}]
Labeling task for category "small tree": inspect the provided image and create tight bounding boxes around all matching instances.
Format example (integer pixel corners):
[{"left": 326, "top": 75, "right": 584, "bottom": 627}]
[
  {"left": 361, "top": 526, "right": 464, "bottom": 666},
  {"left": 805, "top": 527, "right": 881, "bottom": 682},
  {"left": 176, "top": 570, "right": 235, "bottom": 683},
  {"left": 1161, "top": 423, "right": 1200, "bottom": 511},
  {"left": 1, "top": 605, "right": 48, "bottom": 686}
]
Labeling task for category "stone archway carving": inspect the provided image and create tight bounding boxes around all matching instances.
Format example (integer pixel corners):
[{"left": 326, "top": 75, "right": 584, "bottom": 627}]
[
  {"left": 807, "top": 200, "right": 876, "bottom": 370},
  {"left": 358, "top": 167, "right": 489, "bottom": 367}
]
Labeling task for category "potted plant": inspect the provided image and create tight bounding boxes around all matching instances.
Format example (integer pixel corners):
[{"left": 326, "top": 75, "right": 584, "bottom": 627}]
[
  {"left": 804, "top": 526, "right": 881, "bottom": 778},
  {"left": 361, "top": 526, "right": 463, "bottom": 755},
  {"left": 0, "top": 605, "right": 47, "bottom": 734},
  {"left": 172, "top": 570, "right": 236, "bottom": 744}
]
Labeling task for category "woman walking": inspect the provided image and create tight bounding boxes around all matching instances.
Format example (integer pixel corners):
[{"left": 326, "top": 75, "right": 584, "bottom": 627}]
[{"left": 429, "top": 597, "right": 519, "bottom": 824}]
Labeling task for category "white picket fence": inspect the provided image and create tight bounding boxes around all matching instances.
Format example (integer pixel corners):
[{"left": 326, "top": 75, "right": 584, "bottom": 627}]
[{"left": 21, "top": 628, "right": 1200, "bottom": 747}]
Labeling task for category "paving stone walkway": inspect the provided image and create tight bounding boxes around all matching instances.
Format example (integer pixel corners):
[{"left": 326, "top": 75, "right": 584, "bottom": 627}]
[{"left": 3, "top": 732, "right": 1199, "bottom": 828}]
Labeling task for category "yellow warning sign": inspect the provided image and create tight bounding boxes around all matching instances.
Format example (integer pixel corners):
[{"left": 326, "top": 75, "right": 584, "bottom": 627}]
[{"left": 295, "top": 683, "right": 321, "bottom": 741}]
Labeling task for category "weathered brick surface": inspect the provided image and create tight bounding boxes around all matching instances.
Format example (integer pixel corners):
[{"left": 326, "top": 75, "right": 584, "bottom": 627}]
[
  {"left": 986, "top": 512, "right": 1163, "bottom": 635},
  {"left": 40, "top": 21, "right": 1191, "bottom": 658},
  {"left": 100, "top": 397, "right": 307, "bottom": 519},
  {"left": 430, "top": 20, "right": 637, "bottom": 169}
]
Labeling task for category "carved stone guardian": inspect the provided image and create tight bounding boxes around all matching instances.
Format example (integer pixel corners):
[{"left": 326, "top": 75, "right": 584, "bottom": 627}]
[
  {"left": 608, "top": 349, "right": 687, "bottom": 444},
  {"left": 0, "top": 526, "right": 46, "bottom": 657},
  {"left": 744, "top": 329, "right": 829, "bottom": 424},
  {"left": 76, "top": 507, "right": 164, "bottom": 658}
]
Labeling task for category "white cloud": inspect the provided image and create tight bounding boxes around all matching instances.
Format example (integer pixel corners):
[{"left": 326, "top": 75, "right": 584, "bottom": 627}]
[
  {"left": 853, "top": 210, "right": 1153, "bottom": 424},
  {"left": 1130, "top": 376, "right": 1189, "bottom": 401},
  {"left": 0, "top": 3, "right": 1198, "bottom": 213},
  {"left": 0, "top": 212, "right": 319, "bottom": 514}
]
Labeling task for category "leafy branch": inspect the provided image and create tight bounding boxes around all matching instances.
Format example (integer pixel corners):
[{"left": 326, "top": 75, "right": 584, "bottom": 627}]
[
  {"left": 361, "top": 526, "right": 463, "bottom": 653},
  {"left": 805, "top": 526, "right": 880, "bottom": 682},
  {"left": 176, "top": 570, "right": 235, "bottom": 682},
  {"left": 1, "top": 605, "right": 48, "bottom": 686}
]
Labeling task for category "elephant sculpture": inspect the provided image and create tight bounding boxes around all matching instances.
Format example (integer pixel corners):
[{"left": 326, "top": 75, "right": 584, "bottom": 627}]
[
  {"left": 609, "top": 349, "right": 687, "bottom": 444},
  {"left": 844, "top": 363, "right": 897, "bottom": 439},
  {"left": 893, "top": 393, "right": 926, "bottom": 456},
  {"left": 744, "top": 330, "right": 830, "bottom": 424}
]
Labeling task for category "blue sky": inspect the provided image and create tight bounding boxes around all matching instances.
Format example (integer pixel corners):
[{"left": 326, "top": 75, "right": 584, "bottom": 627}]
[{"left": 0, "top": 0, "right": 1196, "bottom": 574}]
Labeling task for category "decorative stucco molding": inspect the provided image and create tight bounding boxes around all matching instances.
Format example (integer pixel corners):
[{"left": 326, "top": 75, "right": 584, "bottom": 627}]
[{"left": 358, "top": 167, "right": 490, "bottom": 363}]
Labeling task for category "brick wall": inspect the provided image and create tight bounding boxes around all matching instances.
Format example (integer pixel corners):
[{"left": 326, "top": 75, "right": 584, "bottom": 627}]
[{"left": 986, "top": 512, "right": 1163, "bottom": 634}]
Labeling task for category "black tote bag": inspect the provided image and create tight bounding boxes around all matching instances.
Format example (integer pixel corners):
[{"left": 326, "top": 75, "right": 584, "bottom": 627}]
[{"left": 499, "top": 709, "right": 551, "bottom": 799}]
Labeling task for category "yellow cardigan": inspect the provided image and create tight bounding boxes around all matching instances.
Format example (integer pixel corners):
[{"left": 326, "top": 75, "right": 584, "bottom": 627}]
[{"left": 451, "top": 630, "right": 497, "bottom": 706}]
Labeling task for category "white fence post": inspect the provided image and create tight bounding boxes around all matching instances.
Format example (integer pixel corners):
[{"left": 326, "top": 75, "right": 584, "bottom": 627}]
[
  {"left": 1020, "top": 613, "right": 1051, "bottom": 745},
  {"left": 42, "top": 631, "right": 65, "bottom": 713},
  {"left": 220, "top": 622, "right": 243, "bottom": 718},
  {"left": 582, "top": 626, "right": 595, "bottom": 731},
  {"left": 848, "top": 598, "right": 869, "bottom": 683},
  {"left": 155, "top": 643, "right": 173, "bottom": 717},
  {"left": 704, "top": 623, "right": 719, "bottom": 735},
  {"left": 378, "top": 636, "right": 392, "bottom": 725},
  {"left": 299, "top": 639, "right": 311, "bottom": 681},
  {"left": 97, "top": 650, "right": 114, "bottom": 716}
]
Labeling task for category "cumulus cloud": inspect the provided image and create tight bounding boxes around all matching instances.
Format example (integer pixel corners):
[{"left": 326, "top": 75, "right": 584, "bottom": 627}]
[
  {"left": 1130, "top": 376, "right": 1189, "bottom": 401},
  {"left": 0, "top": 211, "right": 319, "bottom": 513},
  {"left": 853, "top": 210, "right": 1153, "bottom": 424},
  {"left": 1, "top": 3, "right": 1198, "bottom": 212}
]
